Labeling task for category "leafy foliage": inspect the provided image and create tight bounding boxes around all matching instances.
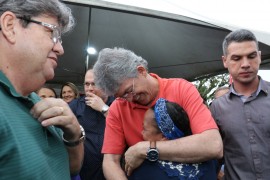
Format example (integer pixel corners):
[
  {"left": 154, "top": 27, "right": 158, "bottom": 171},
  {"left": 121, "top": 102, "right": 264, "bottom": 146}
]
[{"left": 193, "top": 73, "right": 229, "bottom": 105}]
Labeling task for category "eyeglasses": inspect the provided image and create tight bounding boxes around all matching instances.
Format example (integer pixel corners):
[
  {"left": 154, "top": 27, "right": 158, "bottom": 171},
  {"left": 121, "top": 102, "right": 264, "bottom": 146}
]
[
  {"left": 84, "top": 82, "right": 95, "bottom": 87},
  {"left": 17, "top": 17, "right": 62, "bottom": 44},
  {"left": 121, "top": 79, "right": 136, "bottom": 100}
]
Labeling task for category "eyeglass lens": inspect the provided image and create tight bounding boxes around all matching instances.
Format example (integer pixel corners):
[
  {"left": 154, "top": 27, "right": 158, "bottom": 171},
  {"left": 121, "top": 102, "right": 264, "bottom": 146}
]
[
  {"left": 122, "top": 79, "right": 135, "bottom": 99},
  {"left": 52, "top": 28, "right": 62, "bottom": 44},
  {"left": 84, "top": 82, "right": 95, "bottom": 87}
]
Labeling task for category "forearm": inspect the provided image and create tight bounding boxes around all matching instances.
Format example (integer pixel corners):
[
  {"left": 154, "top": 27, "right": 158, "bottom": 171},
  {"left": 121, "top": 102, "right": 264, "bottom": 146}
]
[
  {"left": 63, "top": 124, "right": 85, "bottom": 174},
  {"left": 137, "top": 129, "right": 223, "bottom": 163},
  {"left": 67, "top": 143, "right": 84, "bottom": 175},
  {"left": 103, "top": 154, "right": 127, "bottom": 180},
  {"left": 159, "top": 129, "right": 223, "bottom": 162}
]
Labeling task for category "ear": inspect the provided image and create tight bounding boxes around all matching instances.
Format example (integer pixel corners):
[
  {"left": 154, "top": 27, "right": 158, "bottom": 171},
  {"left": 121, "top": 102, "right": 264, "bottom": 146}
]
[
  {"left": 258, "top": 51, "right": 262, "bottom": 65},
  {"left": 222, "top": 56, "right": 228, "bottom": 68},
  {"left": 137, "top": 65, "right": 147, "bottom": 77},
  {"left": 0, "top": 11, "right": 18, "bottom": 43}
]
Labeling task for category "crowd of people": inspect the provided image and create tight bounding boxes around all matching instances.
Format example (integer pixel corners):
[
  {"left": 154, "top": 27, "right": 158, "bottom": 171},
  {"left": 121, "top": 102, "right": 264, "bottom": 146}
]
[{"left": 1, "top": 0, "right": 269, "bottom": 180}]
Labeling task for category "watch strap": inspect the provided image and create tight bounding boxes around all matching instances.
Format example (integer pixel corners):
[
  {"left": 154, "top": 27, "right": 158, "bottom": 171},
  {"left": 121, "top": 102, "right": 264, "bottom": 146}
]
[
  {"left": 63, "top": 125, "right": 85, "bottom": 147},
  {"left": 150, "top": 141, "right": 156, "bottom": 149},
  {"left": 101, "top": 104, "right": 109, "bottom": 114}
]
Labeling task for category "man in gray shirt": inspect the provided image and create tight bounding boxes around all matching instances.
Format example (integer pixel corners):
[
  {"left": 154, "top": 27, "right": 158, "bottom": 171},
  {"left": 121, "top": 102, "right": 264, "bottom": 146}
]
[{"left": 210, "top": 29, "right": 270, "bottom": 180}]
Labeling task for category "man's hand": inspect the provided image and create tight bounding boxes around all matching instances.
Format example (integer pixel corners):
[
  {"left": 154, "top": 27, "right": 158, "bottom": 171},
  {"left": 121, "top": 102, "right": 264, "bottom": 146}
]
[
  {"left": 124, "top": 141, "right": 147, "bottom": 176},
  {"left": 30, "top": 98, "right": 84, "bottom": 174},
  {"left": 85, "top": 92, "right": 105, "bottom": 112},
  {"left": 30, "top": 98, "right": 81, "bottom": 141}
]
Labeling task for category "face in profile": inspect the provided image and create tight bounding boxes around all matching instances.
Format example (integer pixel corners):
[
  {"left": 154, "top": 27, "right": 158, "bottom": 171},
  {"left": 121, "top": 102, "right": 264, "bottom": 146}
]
[
  {"left": 114, "top": 67, "right": 157, "bottom": 106},
  {"left": 142, "top": 108, "right": 165, "bottom": 141},
  {"left": 37, "top": 87, "right": 56, "bottom": 99},
  {"left": 61, "top": 85, "right": 76, "bottom": 103}
]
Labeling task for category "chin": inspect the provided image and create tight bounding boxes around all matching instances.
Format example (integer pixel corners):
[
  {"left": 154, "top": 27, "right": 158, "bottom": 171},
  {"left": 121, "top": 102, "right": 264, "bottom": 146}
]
[
  {"left": 45, "top": 72, "right": 55, "bottom": 81},
  {"left": 133, "top": 96, "right": 147, "bottom": 105},
  {"left": 140, "top": 99, "right": 152, "bottom": 106},
  {"left": 135, "top": 100, "right": 148, "bottom": 106},
  {"left": 239, "top": 76, "right": 256, "bottom": 83}
]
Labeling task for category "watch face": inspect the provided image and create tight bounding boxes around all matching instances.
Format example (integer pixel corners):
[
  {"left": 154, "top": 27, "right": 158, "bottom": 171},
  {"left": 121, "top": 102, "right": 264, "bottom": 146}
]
[{"left": 147, "top": 149, "right": 159, "bottom": 162}]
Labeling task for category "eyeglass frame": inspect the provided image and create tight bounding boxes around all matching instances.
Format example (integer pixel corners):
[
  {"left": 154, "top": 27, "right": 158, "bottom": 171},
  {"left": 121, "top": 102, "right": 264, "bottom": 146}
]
[
  {"left": 17, "top": 17, "right": 62, "bottom": 44},
  {"left": 83, "top": 82, "right": 95, "bottom": 87},
  {"left": 121, "top": 79, "right": 136, "bottom": 100}
]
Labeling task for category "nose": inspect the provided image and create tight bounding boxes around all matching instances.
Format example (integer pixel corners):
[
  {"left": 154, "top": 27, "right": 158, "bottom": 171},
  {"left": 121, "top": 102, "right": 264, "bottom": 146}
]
[
  {"left": 53, "top": 42, "right": 64, "bottom": 56},
  {"left": 241, "top": 57, "right": 250, "bottom": 68},
  {"left": 85, "top": 85, "right": 94, "bottom": 93},
  {"left": 88, "top": 85, "right": 94, "bottom": 90},
  {"left": 124, "top": 94, "right": 136, "bottom": 102}
]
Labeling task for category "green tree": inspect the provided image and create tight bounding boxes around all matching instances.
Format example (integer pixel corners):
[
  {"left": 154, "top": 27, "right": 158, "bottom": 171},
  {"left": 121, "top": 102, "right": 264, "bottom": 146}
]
[{"left": 193, "top": 73, "right": 229, "bottom": 105}]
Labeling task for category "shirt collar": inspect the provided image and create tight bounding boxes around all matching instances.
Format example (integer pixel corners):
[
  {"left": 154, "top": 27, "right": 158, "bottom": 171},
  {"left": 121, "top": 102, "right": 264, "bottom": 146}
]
[
  {"left": 230, "top": 76, "right": 268, "bottom": 100},
  {"left": 0, "top": 71, "right": 40, "bottom": 106},
  {"left": 259, "top": 76, "right": 269, "bottom": 95}
]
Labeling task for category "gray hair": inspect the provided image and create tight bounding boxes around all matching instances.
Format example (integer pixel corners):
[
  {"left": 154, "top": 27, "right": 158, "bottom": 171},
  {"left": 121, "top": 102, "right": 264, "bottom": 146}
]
[
  {"left": 222, "top": 29, "right": 259, "bottom": 56},
  {"left": 0, "top": 0, "right": 74, "bottom": 34},
  {"left": 93, "top": 47, "right": 148, "bottom": 96}
]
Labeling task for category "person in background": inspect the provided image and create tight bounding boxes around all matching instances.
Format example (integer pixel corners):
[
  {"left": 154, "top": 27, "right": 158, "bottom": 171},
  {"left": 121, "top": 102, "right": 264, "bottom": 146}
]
[
  {"left": 60, "top": 82, "right": 80, "bottom": 103},
  {"left": 69, "top": 69, "right": 114, "bottom": 180},
  {"left": 36, "top": 85, "right": 57, "bottom": 99},
  {"left": 210, "top": 29, "right": 270, "bottom": 179},
  {"left": 0, "top": 0, "right": 84, "bottom": 179},
  {"left": 214, "top": 86, "right": 230, "bottom": 99},
  {"left": 129, "top": 98, "right": 217, "bottom": 179},
  {"left": 93, "top": 47, "right": 223, "bottom": 179},
  {"left": 213, "top": 86, "right": 230, "bottom": 180}
]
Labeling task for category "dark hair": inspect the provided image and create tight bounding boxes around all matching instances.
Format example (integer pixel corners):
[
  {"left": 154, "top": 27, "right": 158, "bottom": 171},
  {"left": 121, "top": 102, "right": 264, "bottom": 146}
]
[
  {"left": 36, "top": 85, "right": 57, "bottom": 98},
  {"left": 222, "top": 29, "right": 258, "bottom": 56},
  {"left": 152, "top": 101, "right": 192, "bottom": 136},
  {"left": 166, "top": 101, "right": 192, "bottom": 136}
]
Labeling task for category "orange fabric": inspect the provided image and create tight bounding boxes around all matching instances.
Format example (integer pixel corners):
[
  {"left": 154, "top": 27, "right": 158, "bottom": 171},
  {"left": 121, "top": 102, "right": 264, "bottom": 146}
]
[{"left": 102, "top": 74, "right": 218, "bottom": 154}]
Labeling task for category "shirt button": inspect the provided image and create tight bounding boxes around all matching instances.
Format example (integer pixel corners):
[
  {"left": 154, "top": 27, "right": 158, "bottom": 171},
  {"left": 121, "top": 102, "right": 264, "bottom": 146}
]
[{"left": 247, "top": 119, "right": 251, "bottom": 122}]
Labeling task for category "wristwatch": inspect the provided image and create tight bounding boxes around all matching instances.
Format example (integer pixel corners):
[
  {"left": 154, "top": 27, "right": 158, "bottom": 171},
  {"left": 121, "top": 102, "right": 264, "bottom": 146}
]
[
  {"left": 101, "top": 104, "right": 109, "bottom": 114},
  {"left": 63, "top": 125, "right": 85, "bottom": 147},
  {"left": 146, "top": 141, "right": 159, "bottom": 162}
]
